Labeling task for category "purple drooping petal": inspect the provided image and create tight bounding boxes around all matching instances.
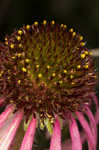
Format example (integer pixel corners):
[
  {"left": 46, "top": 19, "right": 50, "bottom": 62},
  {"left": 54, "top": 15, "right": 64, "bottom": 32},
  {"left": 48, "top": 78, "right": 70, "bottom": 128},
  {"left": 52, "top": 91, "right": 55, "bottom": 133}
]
[
  {"left": 50, "top": 117, "right": 61, "bottom": 150},
  {"left": 0, "top": 105, "right": 14, "bottom": 129},
  {"left": 0, "top": 111, "right": 23, "bottom": 150},
  {"left": 85, "top": 107, "right": 97, "bottom": 149},
  {"left": 20, "top": 117, "right": 36, "bottom": 150},
  {"left": 76, "top": 111, "right": 95, "bottom": 150},
  {"left": 69, "top": 116, "right": 82, "bottom": 150}
]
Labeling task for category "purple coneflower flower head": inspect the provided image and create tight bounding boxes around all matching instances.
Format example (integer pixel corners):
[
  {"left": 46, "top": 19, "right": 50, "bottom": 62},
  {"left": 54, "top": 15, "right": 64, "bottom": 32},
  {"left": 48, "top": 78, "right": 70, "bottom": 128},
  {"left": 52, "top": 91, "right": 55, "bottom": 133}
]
[{"left": 0, "top": 20, "right": 98, "bottom": 150}]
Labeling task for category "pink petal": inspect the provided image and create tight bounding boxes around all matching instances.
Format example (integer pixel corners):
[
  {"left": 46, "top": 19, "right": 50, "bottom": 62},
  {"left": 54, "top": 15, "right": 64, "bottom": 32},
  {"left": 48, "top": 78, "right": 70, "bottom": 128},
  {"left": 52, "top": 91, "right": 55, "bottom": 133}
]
[
  {"left": 20, "top": 117, "right": 36, "bottom": 150},
  {"left": 0, "top": 111, "right": 23, "bottom": 150},
  {"left": 0, "top": 98, "right": 4, "bottom": 106},
  {"left": 69, "top": 117, "right": 82, "bottom": 150},
  {"left": 90, "top": 92, "right": 98, "bottom": 107},
  {"left": 0, "top": 105, "right": 14, "bottom": 129},
  {"left": 76, "top": 111, "right": 95, "bottom": 150},
  {"left": 85, "top": 107, "right": 97, "bottom": 148},
  {"left": 62, "top": 131, "right": 89, "bottom": 150},
  {"left": 50, "top": 117, "right": 61, "bottom": 150},
  {"left": 95, "top": 108, "right": 99, "bottom": 124},
  {"left": 62, "top": 139, "right": 72, "bottom": 150}
]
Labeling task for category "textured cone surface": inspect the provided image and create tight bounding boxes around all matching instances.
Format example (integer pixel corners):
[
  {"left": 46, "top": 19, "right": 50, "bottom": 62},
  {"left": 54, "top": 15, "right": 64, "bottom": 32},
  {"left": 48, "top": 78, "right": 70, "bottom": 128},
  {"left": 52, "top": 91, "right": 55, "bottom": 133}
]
[{"left": 0, "top": 21, "right": 96, "bottom": 122}]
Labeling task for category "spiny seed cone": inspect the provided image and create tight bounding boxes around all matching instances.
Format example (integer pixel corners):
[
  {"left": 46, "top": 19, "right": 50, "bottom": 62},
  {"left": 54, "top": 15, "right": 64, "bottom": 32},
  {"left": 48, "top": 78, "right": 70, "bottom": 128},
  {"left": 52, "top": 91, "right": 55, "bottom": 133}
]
[{"left": 0, "top": 20, "right": 96, "bottom": 124}]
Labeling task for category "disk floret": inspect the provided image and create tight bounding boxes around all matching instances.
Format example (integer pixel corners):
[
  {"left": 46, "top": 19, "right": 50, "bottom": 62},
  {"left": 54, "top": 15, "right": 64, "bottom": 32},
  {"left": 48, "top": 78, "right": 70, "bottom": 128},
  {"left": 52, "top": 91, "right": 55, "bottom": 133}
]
[{"left": 0, "top": 20, "right": 96, "bottom": 124}]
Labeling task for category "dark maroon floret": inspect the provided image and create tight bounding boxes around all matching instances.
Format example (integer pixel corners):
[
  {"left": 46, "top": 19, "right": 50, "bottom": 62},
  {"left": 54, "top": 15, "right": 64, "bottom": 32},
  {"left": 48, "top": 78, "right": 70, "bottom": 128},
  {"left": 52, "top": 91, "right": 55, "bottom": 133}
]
[{"left": 0, "top": 20, "right": 96, "bottom": 123}]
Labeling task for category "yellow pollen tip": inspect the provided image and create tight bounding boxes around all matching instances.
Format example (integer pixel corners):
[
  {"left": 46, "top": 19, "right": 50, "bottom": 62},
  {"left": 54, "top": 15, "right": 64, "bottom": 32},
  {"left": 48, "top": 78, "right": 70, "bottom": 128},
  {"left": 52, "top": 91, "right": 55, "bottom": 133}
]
[
  {"left": 63, "top": 25, "right": 67, "bottom": 28},
  {"left": 79, "top": 36, "right": 83, "bottom": 41},
  {"left": 26, "top": 25, "right": 30, "bottom": 30},
  {"left": 60, "top": 24, "right": 64, "bottom": 28},
  {"left": 70, "top": 75, "right": 74, "bottom": 79},
  {"left": 84, "top": 51, "right": 88, "bottom": 55},
  {"left": 47, "top": 65, "right": 50, "bottom": 69},
  {"left": 94, "top": 75, "right": 97, "bottom": 79},
  {"left": 69, "top": 28, "right": 73, "bottom": 32},
  {"left": 19, "top": 43, "right": 23, "bottom": 48},
  {"left": 46, "top": 113, "right": 52, "bottom": 118},
  {"left": 10, "top": 44, "right": 14, "bottom": 49},
  {"left": 77, "top": 65, "right": 81, "bottom": 69},
  {"left": 1, "top": 71, "right": 3, "bottom": 74},
  {"left": 17, "top": 53, "right": 21, "bottom": 57},
  {"left": 5, "top": 41, "right": 8, "bottom": 45},
  {"left": 52, "top": 73, "right": 56, "bottom": 77},
  {"left": 59, "top": 80, "right": 63, "bottom": 84},
  {"left": 89, "top": 52, "right": 92, "bottom": 55},
  {"left": 0, "top": 71, "right": 3, "bottom": 77},
  {"left": 71, "top": 82, "right": 75, "bottom": 85},
  {"left": 17, "top": 36, "right": 21, "bottom": 41},
  {"left": 12, "top": 56, "right": 15, "bottom": 59},
  {"left": 34, "top": 21, "right": 38, "bottom": 26},
  {"left": 27, "top": 70, "right": 31, "bottom": 74},
  {"left": 80, "top": 42, "right": 85, "bottom": 47},
  {"left": 22, "top": 67, "right": 27, "bottom": 72},
  {"left": 84, "top": 65, "right": 88, "bottom": 69},
  {"left": 5, "top": 37, "right": 7, "bottom": 41},
  {"left": 81, "top": 53, "right": 86, "bottom": 59},
  {"left": 72, "top": 32, "right": 76, "bottom": 37},
  {"left": 50, "top": 119, "right": 54, "bottom": 124},
  {"left": 43, "top": 20, "right": 47, "bottom": 25},
  {"left": 63, "top": 69, "right": 67, "bottom": 73},
  {"left": 36, "top": 65, "right": 39, "bottom": 68},
  {"left": 8, "top": 77, "right": 10, "bottom": 80},
  {"left": 18, "top": 30, "right": 23, "bottom": 35},
  {"left": 38, "top": 73, "right": 42, "bottom": 78},
  {"left": 51, "top": 20, "right": 55, "bottom": 25},
  {"left": 25, "top": 59, "right": 30, "bottom": 63},
  {"left": 10, "top": 100, "right": 14, "bottom": 103},
  {"left": 18, "top": 80, "right": 21, "bottom": 84}
]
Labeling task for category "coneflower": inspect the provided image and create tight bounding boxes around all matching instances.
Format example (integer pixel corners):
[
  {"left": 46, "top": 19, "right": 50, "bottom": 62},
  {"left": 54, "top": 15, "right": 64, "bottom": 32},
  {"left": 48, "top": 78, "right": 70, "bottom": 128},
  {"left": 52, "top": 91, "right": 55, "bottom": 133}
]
[{"left": 0, "top": 20, "right": 98, "bottom": 150}]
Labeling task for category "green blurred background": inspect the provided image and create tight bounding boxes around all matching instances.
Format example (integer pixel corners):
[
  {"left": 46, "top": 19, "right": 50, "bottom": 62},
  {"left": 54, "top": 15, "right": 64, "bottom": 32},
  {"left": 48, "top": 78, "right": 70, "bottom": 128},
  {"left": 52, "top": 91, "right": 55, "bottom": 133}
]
[{"left": 0, "top": 0, "right": 99, "bottom": 150}]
